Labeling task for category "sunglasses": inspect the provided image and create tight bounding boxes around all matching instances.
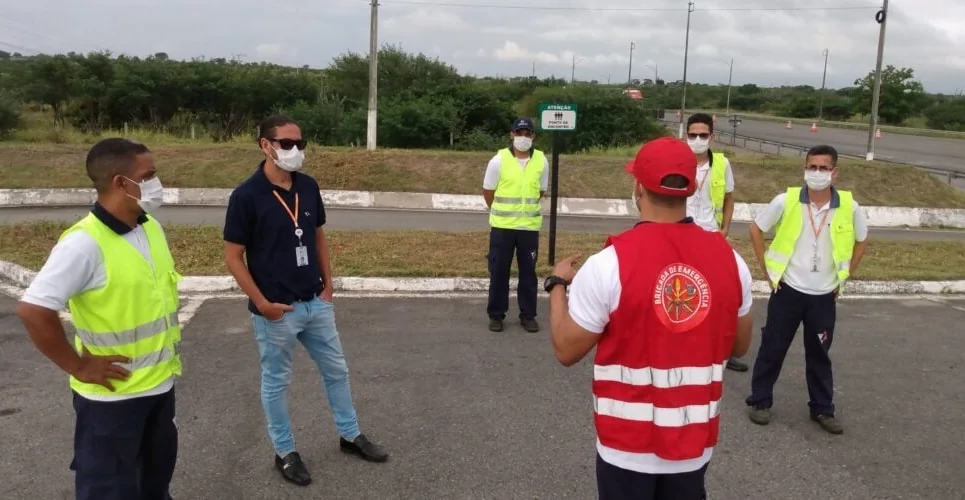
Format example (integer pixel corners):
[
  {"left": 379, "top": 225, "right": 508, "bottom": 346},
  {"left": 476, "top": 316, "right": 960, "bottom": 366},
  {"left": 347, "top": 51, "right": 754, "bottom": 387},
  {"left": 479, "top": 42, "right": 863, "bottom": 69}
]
[
  {"left": 687, "top": 133, "right": 711, "bottom": 140},
  {"left": 270, "top": 138, "right": 307, "bottom": 151}
]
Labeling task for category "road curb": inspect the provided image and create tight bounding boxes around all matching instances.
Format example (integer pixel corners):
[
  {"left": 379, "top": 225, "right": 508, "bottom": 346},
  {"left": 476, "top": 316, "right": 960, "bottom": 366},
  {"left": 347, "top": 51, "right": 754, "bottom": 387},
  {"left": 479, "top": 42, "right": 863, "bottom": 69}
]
[
  {"left": 2, "top": 188, "right": 965, "bottom": 229},
  {"left": 2, "top": 259, "right": 964, "bottom": 296}
]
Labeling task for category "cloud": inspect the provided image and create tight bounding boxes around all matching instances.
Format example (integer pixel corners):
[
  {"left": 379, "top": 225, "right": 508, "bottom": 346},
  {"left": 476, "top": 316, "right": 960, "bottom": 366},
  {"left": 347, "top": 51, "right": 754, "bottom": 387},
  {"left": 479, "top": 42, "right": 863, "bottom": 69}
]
[{"left": 1, "top": 0, "right": 962, "bottom": 93}]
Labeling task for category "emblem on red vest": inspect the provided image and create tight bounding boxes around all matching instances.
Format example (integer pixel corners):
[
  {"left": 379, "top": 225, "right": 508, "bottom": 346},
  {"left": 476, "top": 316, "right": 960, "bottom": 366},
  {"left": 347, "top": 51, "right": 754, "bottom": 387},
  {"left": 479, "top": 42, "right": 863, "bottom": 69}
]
[{"left": 652, "top": 263, "right": 712, "bottom": 333}]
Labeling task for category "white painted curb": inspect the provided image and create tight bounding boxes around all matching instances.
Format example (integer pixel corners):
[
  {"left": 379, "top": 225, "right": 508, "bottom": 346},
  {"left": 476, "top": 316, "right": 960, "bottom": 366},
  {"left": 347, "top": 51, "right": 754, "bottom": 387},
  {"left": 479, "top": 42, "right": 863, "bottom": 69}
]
[
  {"left": 2, "top": 259, "right": 964, "bottom": 296},
  {"left": 2, "top": 188, "right": 965, "bottom": 229}
]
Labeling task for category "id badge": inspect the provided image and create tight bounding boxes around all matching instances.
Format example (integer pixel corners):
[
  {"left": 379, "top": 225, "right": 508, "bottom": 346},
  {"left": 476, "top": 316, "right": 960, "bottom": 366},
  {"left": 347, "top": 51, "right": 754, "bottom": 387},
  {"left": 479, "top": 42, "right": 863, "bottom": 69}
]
[{"left": 295, "top": 245, "right": 309, "bottom": 267}]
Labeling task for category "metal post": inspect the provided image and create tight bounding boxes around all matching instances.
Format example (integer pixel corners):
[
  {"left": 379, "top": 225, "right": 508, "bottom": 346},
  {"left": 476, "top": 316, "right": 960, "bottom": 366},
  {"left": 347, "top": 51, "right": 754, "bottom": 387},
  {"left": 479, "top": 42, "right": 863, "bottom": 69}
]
[
  {"left": 725, "top": 57, "right": 733, "bottom": 117},
  {"left": 866, "top": 0, "right": 888, "bottom": 161},
  {"left": 678, "top": 1, "right": 695, "bottom": 139},
  {"left": 571, "top": 54, "right": 575, "bottom": 83},
  {"left": 548, "top": 132, "right": 561, "bottom": 265},
  {"left": 627, "top": 42, "right": 635, "bottom": 87},
  {"left": 366, "top": 0, "right": 379, "bottom": 151},
  {"left": 818, "top": 48, "right": 829, "bottom": 121}
]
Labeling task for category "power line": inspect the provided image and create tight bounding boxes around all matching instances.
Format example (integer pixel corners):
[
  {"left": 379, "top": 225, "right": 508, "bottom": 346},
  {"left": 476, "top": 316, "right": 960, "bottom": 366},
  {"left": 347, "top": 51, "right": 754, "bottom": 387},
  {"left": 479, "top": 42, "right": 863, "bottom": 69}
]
[
  {"left": 377, "top": 1, "right": 878, "bottom": 12},
  {"left": 0, "top": 40, "right": 43, "bottom": 54}
]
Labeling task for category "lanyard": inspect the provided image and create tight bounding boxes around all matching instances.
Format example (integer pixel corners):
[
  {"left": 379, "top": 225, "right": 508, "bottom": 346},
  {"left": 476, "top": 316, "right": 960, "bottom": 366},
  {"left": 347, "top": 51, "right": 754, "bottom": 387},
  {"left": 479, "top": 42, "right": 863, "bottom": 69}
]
[
  {"left": 695, "top": 167, "right": 710, "bottom": 193},
  {"left": 806, "top": 203, "right": 830, "bottom": 242},
  {"left": 272, "top": 191, "right": 302, "bottom": 237}
]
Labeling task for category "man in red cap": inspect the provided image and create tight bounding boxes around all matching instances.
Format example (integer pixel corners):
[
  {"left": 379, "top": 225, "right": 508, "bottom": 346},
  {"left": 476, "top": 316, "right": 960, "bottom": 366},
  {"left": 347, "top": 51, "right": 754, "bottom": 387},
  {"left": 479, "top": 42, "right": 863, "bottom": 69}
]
[{"left": 545, "top": 137, "right": 755, "bottom": 499}]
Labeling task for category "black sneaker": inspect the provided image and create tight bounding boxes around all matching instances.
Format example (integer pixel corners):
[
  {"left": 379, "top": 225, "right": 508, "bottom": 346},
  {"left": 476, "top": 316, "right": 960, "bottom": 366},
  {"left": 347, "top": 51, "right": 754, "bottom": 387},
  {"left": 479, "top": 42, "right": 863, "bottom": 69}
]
[
  {"left": 811, "top": 414, "right": 844, "bottom": 435},
  {"left": 749, "top": 406, "right": 771, "bottom": 425},
  {"left": 489, "top": 318, "right": 504, "bottom": 332},
  {"left": 274, "top": 451, "right": 311, "bottom": 486},
  {"left": 520, "top": 318, "right": 540, "bottom": 332},
  {"left": 726, "top": 357, "right": 749, "bottom": 372},
  {"left": 340, "top": 434, "right": 389, "bottom": 463}
]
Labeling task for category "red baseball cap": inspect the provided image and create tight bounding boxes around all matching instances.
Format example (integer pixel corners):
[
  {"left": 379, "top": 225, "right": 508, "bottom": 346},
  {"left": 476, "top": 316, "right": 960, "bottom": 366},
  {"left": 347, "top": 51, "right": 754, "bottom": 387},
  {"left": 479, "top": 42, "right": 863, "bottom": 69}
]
[{"left": 624, "top": 136, "right": 698, "bottom": 197}]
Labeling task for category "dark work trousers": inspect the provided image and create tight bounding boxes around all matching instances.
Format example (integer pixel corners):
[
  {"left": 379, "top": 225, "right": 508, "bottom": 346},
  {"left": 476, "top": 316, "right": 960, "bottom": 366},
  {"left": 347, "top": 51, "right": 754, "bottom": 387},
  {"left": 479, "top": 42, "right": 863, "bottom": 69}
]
[
  {"left": 71, "top": 388, "right": 178, "bottom": 500},
  {"left": 596, "top": 454, "right": 708, "bottom": 500},
  {"left": 746, "top": 283, "right": 837, "bottom": 416},
  {"left": 487, "top": 227, "right": 539, "bottom": 321}
]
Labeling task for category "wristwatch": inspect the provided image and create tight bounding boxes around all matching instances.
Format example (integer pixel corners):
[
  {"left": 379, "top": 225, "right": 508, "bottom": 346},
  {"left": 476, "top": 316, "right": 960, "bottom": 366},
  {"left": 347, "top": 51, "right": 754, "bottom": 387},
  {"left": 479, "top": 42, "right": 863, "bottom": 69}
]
[{"left": 543, "top": 275, "right": 570, "bottom": 293}]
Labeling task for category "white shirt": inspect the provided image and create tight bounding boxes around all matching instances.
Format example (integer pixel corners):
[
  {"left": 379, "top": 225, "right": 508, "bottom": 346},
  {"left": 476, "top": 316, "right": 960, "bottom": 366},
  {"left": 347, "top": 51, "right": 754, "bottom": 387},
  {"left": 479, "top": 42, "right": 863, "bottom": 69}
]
[
  {"left": 482, "top": 152, "right": 550, "bottom": 192},
  {"left": 686, "top": 156, "right": 735, "bottom": 232},
  {"left": 567, "top": 240, "right": 754, "bottom": 474},
  {"left": 21, "top": 224, "right": 175, "bottom": 402},
  {"left": 754, "top": 190, "right": 869, "bottom": 295}
]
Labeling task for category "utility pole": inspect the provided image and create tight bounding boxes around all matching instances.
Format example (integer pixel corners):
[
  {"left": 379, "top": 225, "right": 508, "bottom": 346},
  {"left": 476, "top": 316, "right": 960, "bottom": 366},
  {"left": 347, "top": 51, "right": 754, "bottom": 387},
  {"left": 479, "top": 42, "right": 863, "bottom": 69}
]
[
  {"left": 366, "top": 0, "right": 379, "bottom": 151},
  {"left": 725, "top": 57, "right": 733, "bottom": 117},
  {"left": 571, "top": 54, "right": 575, "bottom": 84},
  {"left": 866, "top": 0, "right": 888, "bottom": 161},
  {"left": 532, "top": 60, "right": 535, "bottom": 77},
  {"left": 627, "top": 42, "right": 635, "bottom": 87},
  {"left": 818, "top": 48, "right": 829, "bottom": 121},
  {"left": 678, "top": 1, "right": 695, "bottom": 138}
]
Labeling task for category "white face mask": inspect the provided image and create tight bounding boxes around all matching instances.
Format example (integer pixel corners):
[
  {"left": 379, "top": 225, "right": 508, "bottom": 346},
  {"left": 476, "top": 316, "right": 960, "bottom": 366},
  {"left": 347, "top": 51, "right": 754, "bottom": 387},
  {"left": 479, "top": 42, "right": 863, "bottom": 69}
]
[
  {"left": 687, "top": 137, "right": 710, "bottom": 154},
  {"left": 804, "top": 169, "right": 833, "bottom": 190},
  {"left": 273, "top": 146, "right": 305, "bottom": 172},
  {"left": 124, "top": 176, "right": 164, "bottom": 213},
  {"left": 513, "top": 136, "right": 533, "bottom": 151}
]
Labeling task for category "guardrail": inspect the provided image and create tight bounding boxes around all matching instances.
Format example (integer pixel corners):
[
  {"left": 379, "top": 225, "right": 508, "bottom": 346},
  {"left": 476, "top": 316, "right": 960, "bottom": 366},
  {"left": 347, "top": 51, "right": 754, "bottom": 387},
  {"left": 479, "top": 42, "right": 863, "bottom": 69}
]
[{"left": 656, "top": 119, "right": 965, "bottom": 185}]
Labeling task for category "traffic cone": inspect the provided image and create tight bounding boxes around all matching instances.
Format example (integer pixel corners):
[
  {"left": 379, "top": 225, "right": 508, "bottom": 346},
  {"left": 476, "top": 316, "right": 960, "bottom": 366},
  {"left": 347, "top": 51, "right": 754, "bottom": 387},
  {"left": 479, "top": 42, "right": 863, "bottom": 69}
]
[
  {"left": 810, "top": 122, "right": 818, "bottom": 133},
  {"left": 785, "top": 120, "right": 792, "bottom": 129},
  {"left": 875, "top": 128, "right": 882, "bottom": 139}
]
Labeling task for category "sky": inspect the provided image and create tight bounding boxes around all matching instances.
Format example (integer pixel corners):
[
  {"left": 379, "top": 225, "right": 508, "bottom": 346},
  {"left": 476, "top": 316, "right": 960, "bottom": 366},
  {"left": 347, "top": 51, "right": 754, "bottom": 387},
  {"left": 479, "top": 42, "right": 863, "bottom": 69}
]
[{"left": 1, "top": 0, "right": 963, "bottom": 94}]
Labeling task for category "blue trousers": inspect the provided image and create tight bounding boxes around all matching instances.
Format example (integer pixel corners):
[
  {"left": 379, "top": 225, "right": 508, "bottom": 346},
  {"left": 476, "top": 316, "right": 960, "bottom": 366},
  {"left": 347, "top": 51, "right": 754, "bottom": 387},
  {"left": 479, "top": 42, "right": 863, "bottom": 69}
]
[
  {"left": 251, "top": 297, "right": 361, "bottom": 457},
  {"left": 71, "top": 388, "right": 177, "bottom": 500},
  {"left": 746, "top": 284, "right": 837, "bottom": 416},
  {"left": 596, "top": 454, "right": 708, "bottom": 500},
  {"left": 486, "top": 227, "right": 539, "bottom": 320}
]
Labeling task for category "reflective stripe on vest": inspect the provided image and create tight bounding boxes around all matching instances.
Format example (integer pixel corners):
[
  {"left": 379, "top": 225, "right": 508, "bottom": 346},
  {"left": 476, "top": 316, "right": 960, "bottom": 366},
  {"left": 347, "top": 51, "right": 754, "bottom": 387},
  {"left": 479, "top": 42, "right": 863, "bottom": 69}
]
[
  {"left": 489, "top": 147, "right": 545, "bottom": 230},
  {"left": 594, "top": 363, "right": 724, "bottom": 426},
  {"left": 63, "top": 213, "right": 183, "bottom": 396},
  {"left": 709, "top": 152, "right": 727, "bottom": 226},
  {"left": 764, "top": 187, "right": 856, "bottom": 289}
]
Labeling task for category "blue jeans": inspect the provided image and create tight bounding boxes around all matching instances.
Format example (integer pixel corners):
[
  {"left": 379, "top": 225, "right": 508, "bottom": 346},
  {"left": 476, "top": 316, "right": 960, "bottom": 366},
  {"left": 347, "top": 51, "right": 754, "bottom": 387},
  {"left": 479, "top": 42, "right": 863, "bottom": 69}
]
[{"left": 251, "top": 297, "right": 361, "bottom": 457}]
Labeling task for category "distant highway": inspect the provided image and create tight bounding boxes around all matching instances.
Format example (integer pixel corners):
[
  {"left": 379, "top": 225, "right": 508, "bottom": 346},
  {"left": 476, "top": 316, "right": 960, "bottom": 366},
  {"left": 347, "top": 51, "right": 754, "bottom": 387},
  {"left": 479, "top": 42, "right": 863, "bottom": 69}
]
[
  {"left": 670, "top": 113, "right": 965, "bottom": 172},
  {"left": 2, "top": 206, "right": 963, "bottom": 242}
]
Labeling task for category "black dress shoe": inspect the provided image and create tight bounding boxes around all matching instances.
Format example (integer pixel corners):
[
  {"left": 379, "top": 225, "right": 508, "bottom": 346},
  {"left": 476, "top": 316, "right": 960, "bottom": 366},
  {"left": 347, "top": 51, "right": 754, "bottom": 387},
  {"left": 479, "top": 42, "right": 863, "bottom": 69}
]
[
  {"left": 340, "top": 434, "right": 389, "bottom": 463},
  {"left": 520, "top": 318, "right": 540, "bottom": 332},
  {"left": 275, "top": 451, "right": 312, "bottom": 486},
  {"left": 726, "top": 357, "right": 749, "bottom": 372},
  {"left": 489, "top": 318, "right": 504, "bottom": 332}
]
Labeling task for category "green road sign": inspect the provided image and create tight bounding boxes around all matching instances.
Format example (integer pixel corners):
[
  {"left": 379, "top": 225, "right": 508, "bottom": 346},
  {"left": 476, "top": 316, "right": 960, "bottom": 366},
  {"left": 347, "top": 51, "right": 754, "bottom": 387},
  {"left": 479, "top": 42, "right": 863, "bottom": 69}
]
[{"left": 538, "top": 103, "right": 578, "bottom": 131}]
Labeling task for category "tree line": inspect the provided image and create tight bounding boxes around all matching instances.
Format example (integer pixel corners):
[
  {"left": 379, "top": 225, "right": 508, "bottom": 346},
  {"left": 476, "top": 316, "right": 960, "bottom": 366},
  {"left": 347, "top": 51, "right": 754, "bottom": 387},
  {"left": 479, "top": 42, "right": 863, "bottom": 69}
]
[{"left": 0, "top": 46, "right": 961, "bottom": 149}]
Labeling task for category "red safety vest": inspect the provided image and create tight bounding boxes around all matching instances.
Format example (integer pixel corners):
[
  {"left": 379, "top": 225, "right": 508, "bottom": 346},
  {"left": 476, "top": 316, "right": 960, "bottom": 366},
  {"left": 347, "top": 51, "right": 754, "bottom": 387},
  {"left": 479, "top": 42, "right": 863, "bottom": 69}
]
[{"left": 594, "top": 222, "right": 742, "bottom": 461}]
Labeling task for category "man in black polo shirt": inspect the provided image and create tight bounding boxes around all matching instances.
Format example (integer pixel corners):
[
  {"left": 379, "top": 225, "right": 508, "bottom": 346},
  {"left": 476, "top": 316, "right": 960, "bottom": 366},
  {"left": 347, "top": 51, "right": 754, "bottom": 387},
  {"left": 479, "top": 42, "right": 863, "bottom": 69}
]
[{"left": 223, "top": 115, "right": 388, "bottom": 487}]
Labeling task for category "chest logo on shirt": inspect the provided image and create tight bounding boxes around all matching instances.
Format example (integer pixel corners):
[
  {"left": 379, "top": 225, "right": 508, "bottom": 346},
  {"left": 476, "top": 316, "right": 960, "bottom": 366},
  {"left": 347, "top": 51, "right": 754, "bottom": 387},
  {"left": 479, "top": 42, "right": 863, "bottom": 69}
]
[{"left": 652, "top": 263, "right": 712, "bottom": 333}]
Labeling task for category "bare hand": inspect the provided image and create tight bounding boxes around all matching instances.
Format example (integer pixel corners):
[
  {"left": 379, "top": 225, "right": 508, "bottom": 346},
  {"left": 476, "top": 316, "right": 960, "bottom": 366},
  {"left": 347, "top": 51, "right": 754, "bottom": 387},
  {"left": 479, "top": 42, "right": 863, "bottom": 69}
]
[
  {"left": 73, "top": 347, "right": 131, "bottom": 392},
  {"left": 258, "top": 302, "right": 294, "bottom": 321},
  {"left": 552, "top": 254, "right": 582, "bottom": 283},
  {"left": 320, "top": 287, "right": 334, "bottom": 304}
]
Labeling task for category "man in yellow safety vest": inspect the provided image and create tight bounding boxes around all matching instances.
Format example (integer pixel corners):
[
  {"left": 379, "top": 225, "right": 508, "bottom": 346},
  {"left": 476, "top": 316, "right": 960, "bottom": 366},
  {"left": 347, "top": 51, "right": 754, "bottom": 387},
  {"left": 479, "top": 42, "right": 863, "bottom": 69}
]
[
  {"left": 17, "top": 138, "right": 182, "bottom": 499},
  {"left": 483, "top": 117, "right": 549, "bottom": 333},
  {"left": 682, "top": 112, "right": 745, "bottom": 372},
  {"left": 745, "top": 144, "right": 869, "bottom": 435}
]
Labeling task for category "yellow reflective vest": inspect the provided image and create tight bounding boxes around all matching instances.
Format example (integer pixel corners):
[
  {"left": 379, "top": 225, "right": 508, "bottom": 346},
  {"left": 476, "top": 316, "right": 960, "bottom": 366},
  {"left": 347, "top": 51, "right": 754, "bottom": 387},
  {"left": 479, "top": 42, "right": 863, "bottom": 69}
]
[
  {"left": 61, "top": 213, "right": 183, "bottom": 396},
  {"left": 707, "top": 152, "right": 728, "bottom": 227},
  {"left": 764, "top": 187, "right": 856, "bottom": 289},
  {"left": 489, "top": 147, "right": 546, "bottom": 231}
]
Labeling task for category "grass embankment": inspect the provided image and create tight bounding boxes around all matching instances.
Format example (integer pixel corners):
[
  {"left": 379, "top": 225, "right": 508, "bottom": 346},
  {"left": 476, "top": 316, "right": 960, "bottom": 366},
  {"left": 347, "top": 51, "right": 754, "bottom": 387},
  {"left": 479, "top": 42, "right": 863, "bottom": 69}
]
[
  {"left": 2, "top": 140, "right": 964, "bottom": 208},
  {"left": 1, "top": 222, "right": 963, "bottom": 281}
]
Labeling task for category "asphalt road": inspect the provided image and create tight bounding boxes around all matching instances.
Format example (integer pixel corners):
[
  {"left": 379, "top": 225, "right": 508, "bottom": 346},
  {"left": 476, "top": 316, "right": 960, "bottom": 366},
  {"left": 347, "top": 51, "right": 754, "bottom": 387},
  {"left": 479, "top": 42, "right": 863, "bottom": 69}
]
[
  {"left": 676, "top": 114, "right": 965, "bottom": 172},
  {"left": 1, "top": 205, "right": 962, "bottom": 242},
  {"left": 2, "top": 292, "right": 965, "bottom": 499}
]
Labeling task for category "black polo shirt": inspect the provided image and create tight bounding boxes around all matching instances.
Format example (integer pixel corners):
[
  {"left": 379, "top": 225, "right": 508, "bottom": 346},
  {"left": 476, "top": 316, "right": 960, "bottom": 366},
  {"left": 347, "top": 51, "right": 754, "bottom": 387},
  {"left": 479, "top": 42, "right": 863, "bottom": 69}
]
[
  {"left": 223, "top": 161, "right": 327, "bottom": 315},
  {"left": 91, "top": 202, "right": 149, "bottom": 235}
]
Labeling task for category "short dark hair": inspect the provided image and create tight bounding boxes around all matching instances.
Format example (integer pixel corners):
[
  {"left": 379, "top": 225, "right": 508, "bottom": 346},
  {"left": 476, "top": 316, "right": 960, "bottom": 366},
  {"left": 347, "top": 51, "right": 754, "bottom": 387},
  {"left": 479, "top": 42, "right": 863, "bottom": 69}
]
[
  {"left": 806, "top": 144, "right": 838, "bottom": 165},
  {"left": 687, "top": 113, "right": 714, "bottom": 133},
  {"left": 85, "top": 138, "right": 150, "bottom": 193},
  {"left": 257, "top": 114, "right": 300, "bottom": 142},
  {"left": 646, "top": 174, "right": 690, "bottom": 208}
]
